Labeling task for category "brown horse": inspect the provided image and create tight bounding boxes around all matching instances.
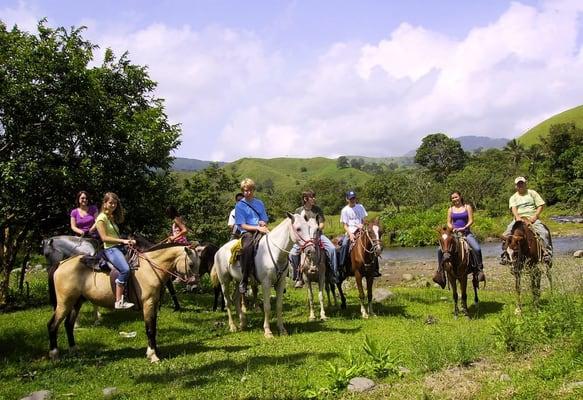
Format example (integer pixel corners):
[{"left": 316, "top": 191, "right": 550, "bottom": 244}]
[
  {"left": 336, "top": 218, "right": 383, "bottom": 318},
  {"left": 503, "top": 220, "right": 552, "bottom": 313},
  {"left": 437, "top": 226, "right": 479, "bottom": 318},
  {"left": 299, "top": 233, "right": 328, "bottom": 321},
  {"left": 47, "top": 244, "right": 199, "bottom": 363}
]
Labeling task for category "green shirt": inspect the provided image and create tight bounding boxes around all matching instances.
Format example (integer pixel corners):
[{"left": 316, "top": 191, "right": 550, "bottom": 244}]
[
  {"left": 96, "top": 212, "right": 120, "bottom": 249},
  {"left": 509, "top": 189, "right": 545, "bottom": 218}
]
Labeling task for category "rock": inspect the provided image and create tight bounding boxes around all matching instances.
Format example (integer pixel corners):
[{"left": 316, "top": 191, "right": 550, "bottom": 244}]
[
  {"left": 499, "top": 373, "right": 511, "bottom": 382},
  {"left": 573, "top": 250, "right": 583, "bottom": 258},
  {"left": 347, "top": 377, "right": 375, "bottom": 392},
  {"left": 402, "top": 273, "right": 414, "bottom": 282},
  {"left": 21, "top": 390, "right": 52, "bottom": 400},
  {"left": 372, "top": 288, "right": 394, "bottom": 302},
  {"left": 102, "top": 387, "right": 118, "bottom": 398},
  {"left": 567, "top": 381, "right": 583, "bottom": 389},
  {"left": 398, "top": 366, "right": 411, "bottom": 374}
]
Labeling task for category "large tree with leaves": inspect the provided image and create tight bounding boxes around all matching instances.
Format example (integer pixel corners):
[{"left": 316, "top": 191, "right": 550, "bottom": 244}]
[
  {"left": 0, "top": 20, "right": 180, "bottom": 305},
  {"left": 415, "top": 133, "right": 467, "bottom": 182}
]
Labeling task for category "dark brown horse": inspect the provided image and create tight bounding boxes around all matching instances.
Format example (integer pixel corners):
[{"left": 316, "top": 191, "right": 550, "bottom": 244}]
[
  {"left": 503, "top": 220, "right": 552, "bottom": 313},
  {"left": 437, "top": 226, "right": 479, "bottom": 318},
  {"left": 336, "top": 218, "right": 383, "bottom": 318}
]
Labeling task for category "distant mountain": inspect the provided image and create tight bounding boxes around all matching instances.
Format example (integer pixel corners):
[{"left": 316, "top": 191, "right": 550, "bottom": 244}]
[
  {"left": 454, "top": 135, "right": 509, "bottom": 152},
  {"left": 171, "top": 157, "right": 225, "bottom": 171}
]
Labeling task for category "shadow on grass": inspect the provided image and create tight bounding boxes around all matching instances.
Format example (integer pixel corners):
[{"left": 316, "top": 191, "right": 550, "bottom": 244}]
[
  {"left": 132, "top": 350, "right": 338, "bottom": 387},
  {"left": 469, "top": 300, "right": 505, "bottom": 319},
  {"left": 285, "top": 319, "right": 362, "bottom": 334}
]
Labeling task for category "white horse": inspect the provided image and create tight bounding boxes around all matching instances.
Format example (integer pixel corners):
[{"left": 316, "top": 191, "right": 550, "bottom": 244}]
[
  {"left": 211, "top": 212, "right": 318, "bottom": 338},
  {"left": 43, "top": 235, "right": 102, "bottom": 325},
  {"left": 300, "top": 233, "right": 328, "bottom": 321}
]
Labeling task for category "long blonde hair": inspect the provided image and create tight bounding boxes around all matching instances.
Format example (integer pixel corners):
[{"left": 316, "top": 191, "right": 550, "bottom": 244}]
[{"left": 101, "top": 192, "right": 125, "bottom": 224}]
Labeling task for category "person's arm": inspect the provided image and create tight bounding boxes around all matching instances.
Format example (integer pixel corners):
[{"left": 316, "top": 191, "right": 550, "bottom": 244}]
[
  {"left": 241, "top": 223, "right": 269, "bottom": 233},
  {"left": 446, "top": 207, "right": 454, "bottom": 230},
  {"left": 511, "top": 206, "right": 522, "bottom": 222},
  {"left": 95, "top": 220, "right": 135, "bottom": 246},
  {"left": 70, "top": 214, "right": 85, "bottom": 236},
  {"left": 530, "top": 205, "right": 544, "bottom": 223}
]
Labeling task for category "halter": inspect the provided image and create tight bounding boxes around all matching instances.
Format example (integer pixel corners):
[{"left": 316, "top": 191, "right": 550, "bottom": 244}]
[{"left": 133, "top": 245, "right": 199, "bottom": 284}]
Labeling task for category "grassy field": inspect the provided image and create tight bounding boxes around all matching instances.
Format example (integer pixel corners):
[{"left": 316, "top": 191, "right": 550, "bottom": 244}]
[
  {"left": 518, "top": 104, "right": 583, "bottom": 147},
  {"left": 1, "top": 256, "right": 582, "bottom": 399}
]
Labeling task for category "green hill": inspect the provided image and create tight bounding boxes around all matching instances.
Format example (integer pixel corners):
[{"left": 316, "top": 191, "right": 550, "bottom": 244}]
[
  {"left": 224, "top": 157, "right": 372, "bottom": 192},
  {"left": 518, "top": 104, "right": 583, "bottom": 146}
]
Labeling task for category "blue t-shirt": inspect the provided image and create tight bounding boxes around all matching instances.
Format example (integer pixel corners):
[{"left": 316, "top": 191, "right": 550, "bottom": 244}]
[{"left": 235, "top": 198, "right": 269, "bottom": 233}]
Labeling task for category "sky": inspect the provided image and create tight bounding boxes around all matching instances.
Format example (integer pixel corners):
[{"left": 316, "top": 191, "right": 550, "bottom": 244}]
[{"left": 2, "top": 0, "right": 583, "bottom": 161}]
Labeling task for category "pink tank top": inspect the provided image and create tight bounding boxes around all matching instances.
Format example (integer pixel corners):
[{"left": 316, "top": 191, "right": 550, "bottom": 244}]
[{"left": 171, "top": 222, "right": 189, "bottom": 244}]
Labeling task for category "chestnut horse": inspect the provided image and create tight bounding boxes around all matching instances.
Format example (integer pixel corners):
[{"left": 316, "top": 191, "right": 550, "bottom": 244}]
[
  {"left": 503, "top": 220, "right": 553, "bottom": 313},
  {"left": 437, "top": 226, "right": 479, "bottom": 317},
  {"left": 48, "top": 244, "right": 199, "bottom": 363},
  {"left": 335, "top": 219, "right": 383, "bottom": 319}
]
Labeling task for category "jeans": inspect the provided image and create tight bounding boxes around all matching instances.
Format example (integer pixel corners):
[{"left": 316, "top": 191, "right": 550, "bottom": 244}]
[
  {"left": 437, "top": 232, "right": 483, "bottom": 268},
  {"left": 503, "top": 220, "right": 553, "bottom": 256},
  {"left": 104, "top": 246, "right": 131, "bottom": 285}
]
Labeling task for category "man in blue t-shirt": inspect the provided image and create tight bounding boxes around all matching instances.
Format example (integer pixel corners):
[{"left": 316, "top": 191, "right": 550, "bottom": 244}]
[{"left": 235, "top": 178, "right": 269, "bottom": 294}]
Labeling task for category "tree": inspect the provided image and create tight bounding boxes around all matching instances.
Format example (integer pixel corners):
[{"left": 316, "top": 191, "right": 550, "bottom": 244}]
[
  {"left": 0, "top": 21, "right": 180, "bottom": 305},
  {"left": 336, "top": 156, "right": 349, "bottom": 169},
  {"left": 503, "top": 139, "right": 526, "bottom": 170},
  {"left": 349, "top": 158, "right": 364, "bottom": 170},
  {"left": 414, "top": 133, "right": 467, "bottom": 182},
  {"left": 364, "top": 171, "right": 409, "bottom": 212}
]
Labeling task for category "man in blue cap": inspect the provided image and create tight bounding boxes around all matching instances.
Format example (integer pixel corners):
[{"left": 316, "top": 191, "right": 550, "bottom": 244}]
[{"left": 338, "top": 190, "right": 381, "bottom": 278}]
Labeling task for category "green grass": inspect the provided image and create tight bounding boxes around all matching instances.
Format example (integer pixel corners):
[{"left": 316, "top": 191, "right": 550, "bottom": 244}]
[
  {"left": 1, "top": 258, "right": 582, "bottom": 400},
  {"left": 518, "top": 104, "right": 583, "bottom": 147}
]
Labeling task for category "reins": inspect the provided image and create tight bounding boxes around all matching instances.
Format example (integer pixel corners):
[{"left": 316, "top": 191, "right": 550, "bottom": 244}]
[{"left": 132, "top": 246, "right": 194, "bottom": 284}]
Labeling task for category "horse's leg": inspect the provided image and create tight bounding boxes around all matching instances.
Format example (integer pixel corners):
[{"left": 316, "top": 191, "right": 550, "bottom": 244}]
[
  {"left": 450, "top": 274, "right": 459, "bottom": 318},
  {"left": 473, "top": 275, "right": 479, "bottom": 306},
  {"left": 212, "top": 285, "right": 224, "bottom": 312},
  {"left": 366, "top": 275, "right": 375, "bottom": 317},
  {"left": 64, "top": 298, "right": 84, "bottom": 353},
  {"left": 92, "top": 305, "right": 102, "bottom": 326},
  {"left": 261, "top": 280, "right": 274, "bottom": 338},
  {"left": 318, "top": 270, "right": 327, "bottom": 321},
  {"left": 514, "top": 266, "right": 522, "bottom": 315},
  {"left": 237, "top": 286, "right": 247, "bottom": 331},
  {"left": 275, "top": 276, "right": 287, "bottom": 336},
  {"left": 48, "top": 302, "right": 74, "bottom": 360},
  {"left": 307, "top": 277, "right": 316, "bottom": 321},
  {"left": 460, "top": 273, "right": 469, "bottom": 316},
  {"left": 545, "top": 260, "right": 553, "bottom": 292},
  {"left": 222, "top": 281, "right": 237, "bottom": 332},
  {"left": 531, "top": 263, "right": 541, "bottom": 307},
  {"left": 354, "top": 270, "right": 368, "bottom": 319},
  {"left": 337, "top": 280, "right": 347, "bottom": 310},
  {"left": 143, "top": 299, "right": 160, "bottom": 363},
  {"left": 165, "top": 280, "right": 181, "bottom": 311}
]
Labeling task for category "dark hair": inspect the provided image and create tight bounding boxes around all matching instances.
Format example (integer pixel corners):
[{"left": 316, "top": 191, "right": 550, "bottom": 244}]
[
  {"left": 166, "top": 205, "right": 180, "bottom": 219},
  {"left": 235, "top": 192, "right": 244, "bottom": 201},
  {"left": 101, "top": 192, "right": 125, "bottom": 224},
  {"left": 302, "top": 190, "right": 315, "bottom": 205},
  {"left": 450, "top": 191, "right": 465, "bottom": 205},
  {"left": 75, "top": 191, "right": 90, "bottom": 207}
]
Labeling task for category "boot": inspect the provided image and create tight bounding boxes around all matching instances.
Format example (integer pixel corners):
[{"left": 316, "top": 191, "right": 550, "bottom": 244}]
[
  {"left": 432, "top": 265, "right": 446, "bottom": 289},
  {"left": 477, "top": 265, "right": 486, "bottom": 282},
  {"left": 239, "top": 263, "right": 248, "bottom": 294},
  {"left": 372, "top": 257, "right": 381, "bottom": 277}
]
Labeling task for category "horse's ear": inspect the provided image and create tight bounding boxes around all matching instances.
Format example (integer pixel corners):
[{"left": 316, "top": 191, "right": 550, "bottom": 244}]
[{"left": 286, "top": 211, "right": 294, "bottom": 221}]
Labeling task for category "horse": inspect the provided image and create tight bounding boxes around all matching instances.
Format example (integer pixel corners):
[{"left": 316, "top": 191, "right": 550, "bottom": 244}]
[
  {"left": 334, "top": 218, "right": 383, "bottom": 319},
  {"left": 437, "top": 226, "right": 479, "bottom": 318},
  {"left": 210, "top": 212, "right": 318, "bottom": 338},
  {"left": 299, "top": 230, "right": 328, "bottom": 321},
  {"left": 47, "top": 244, "right": 199, "bottom": 363},
  {"left": 42, "top": 235, "right": 102, "bottom": 325},
  {"left": 503, "top": 220, "right": 553, "bottom": 313}
]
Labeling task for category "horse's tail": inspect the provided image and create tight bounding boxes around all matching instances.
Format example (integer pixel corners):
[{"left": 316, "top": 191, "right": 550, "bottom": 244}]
[
  {"left": 48, "top": 264, "right": 58, "bottom": 309},
  {"left": 210, "top": 263, "right": 220, "bottom": 287}
]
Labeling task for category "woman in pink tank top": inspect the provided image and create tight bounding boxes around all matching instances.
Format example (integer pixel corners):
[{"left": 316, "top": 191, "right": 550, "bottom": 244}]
[{"left": 165, "top": 206, "right": 190, "bottom": 245}]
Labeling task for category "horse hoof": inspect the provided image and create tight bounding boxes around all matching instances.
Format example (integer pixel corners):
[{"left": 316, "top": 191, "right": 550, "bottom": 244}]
[
  {"left": 264, "top": 331, "right": 274, "bottom": 339},
  {"left": 68, "top": 345, "right": 78, "bottom": 355},
  {"left": 229, "top": 324, "right": 237, "bottom": 333},
  {"left": 320, "top": 315, "right": 328, "bottom": 321},
  {"left": 362, "top": 314, "right": 369, "bottom": 319},
  {"left": 279, "top": 328, "right": 288, "bottom": 336},
  {"left": 49, "top": 349, "right": 59, "bottom": 361},
  {"left": 309, "top": 315, "right": 316, "bottom": 321},
  {"left": 146, "top": 347, "right": 160, "bottom": 363}
]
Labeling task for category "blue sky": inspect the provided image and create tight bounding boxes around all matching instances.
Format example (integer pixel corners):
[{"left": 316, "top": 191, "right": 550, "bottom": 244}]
[{"left": 2, "top": 0, "right": 583, "bottom": 161}]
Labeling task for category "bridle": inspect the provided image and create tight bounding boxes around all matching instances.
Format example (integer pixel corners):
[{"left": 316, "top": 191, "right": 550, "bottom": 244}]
[{"left": 133, "top": 245, "right": 199, "bottom": 284}]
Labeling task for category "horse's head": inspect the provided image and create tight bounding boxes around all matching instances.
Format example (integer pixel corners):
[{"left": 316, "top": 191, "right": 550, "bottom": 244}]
[
  {"left": 175, "top": 246, "right": 201, "bottom": 286},
  {"left": 367, "top": 218, "right": 383, "bottom": 257},
  {"left": 437, "top": 226, "right": 456, "bottom": 263},
  {"left": 287, "top": 212, "right": 319, "bottom": 251},
  {"left": 505, "top": 221, "right": 529, "bottom": 263}
]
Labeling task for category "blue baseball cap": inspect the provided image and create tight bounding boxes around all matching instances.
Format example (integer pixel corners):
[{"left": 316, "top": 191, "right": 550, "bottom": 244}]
[{"left": 346, "top": 190, "right": 356, "bottom": 199}]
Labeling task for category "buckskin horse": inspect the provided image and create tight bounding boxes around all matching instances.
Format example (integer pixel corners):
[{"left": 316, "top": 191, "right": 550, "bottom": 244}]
[
  {"left": 335, "top": 218, "right": 383, "bottom": 319},
  {"left": 47, "top": 244, "right": 199, "bottom": 363},
  {"left": 437, "top": 226, "right": 479, "bottom": 317},
  {"left": 210, "top": 212, "right": 317, "bottom": 338},
  {"left": 503, "top": 220, "right": 553, "bottom": 313}
]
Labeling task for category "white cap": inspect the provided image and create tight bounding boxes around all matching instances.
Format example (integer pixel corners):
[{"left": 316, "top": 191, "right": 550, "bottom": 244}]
[{"left": 514, "top": 176, "right": 526, "bottom": 184}]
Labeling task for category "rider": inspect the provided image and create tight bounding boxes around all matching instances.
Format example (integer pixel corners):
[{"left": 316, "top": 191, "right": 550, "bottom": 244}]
[
  {"left": 289, "top": 190, "right": 340, "bottom": 288},
  {"left": 235, "top": 178, "right": 269, "bottom": 294},
  {"left": 501, "top": 176, "right": 552, "bottom": 264},
  {"left": 70, "top": 190, "right": 99, "bottom": 238},
  {"left": 165, "top": 205, "right": 190, "bottom": 244},
  {"left": 434, "top": 191, "right": 485, "bottom": 288},
  {"left": 338, "top": 190, "right": 381, "bottom": 279},
  {"left": 95, "top": 192, "right": 136, "bottom": 310},
  {"left": 227, "top": 192, "right": 244, "bottom": 240}
]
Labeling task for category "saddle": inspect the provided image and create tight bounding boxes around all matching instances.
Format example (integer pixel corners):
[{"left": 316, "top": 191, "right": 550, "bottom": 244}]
[{"left": 229, "top": 233, "right": 263, "bottom": 279}]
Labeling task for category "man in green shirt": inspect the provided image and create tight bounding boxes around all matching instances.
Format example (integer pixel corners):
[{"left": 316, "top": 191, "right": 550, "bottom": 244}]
[{"left": 501, "top": 176, "right": 552, "bottom": 263}]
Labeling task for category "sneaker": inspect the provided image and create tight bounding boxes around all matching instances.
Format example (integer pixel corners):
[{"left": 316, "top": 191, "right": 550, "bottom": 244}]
[
  {"left": 238, "top": 282, "right": 247, "bottom": 294},
  {"left": 372, "top": 270, "right": 382, "bottom": 278},
  {"left": 294, "top": 280, "right": 304, "bottom": 289},
  {"left": 542, "top": 253, "right": 552, "bottom": 263},
  {"left": 115, "top": 298, "right": 134, "bottom": 310}
]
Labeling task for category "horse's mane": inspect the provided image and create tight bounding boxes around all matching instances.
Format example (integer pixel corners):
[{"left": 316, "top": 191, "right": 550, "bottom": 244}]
[{"left": 145, "top": 242, "right": 188, "bottom": 252}]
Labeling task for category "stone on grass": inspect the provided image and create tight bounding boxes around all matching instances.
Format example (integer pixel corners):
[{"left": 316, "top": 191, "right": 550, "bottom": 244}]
[
  {"left": 573, "top": 250, "right": 583, "bottom": 258},
  {"left": 567, "top": 381, "right": 583, "bottom": 389},
  {"left": 372, "top": 288, "right": 394, "bottom": 302},
  {"left": 21, "top": 390, "right": 52, "bottom": 400},
  {"left": 402, "top": 273, "right": 414, "bottom": 282},
  {"left": 347, "top": 377, "right": 375, "bottom": 392},
  {"left": 499, "top": 373, "right": 511, "bottom": 382},
  {"left": 103, "top": 387, "right": 118, "bottom": 398}
]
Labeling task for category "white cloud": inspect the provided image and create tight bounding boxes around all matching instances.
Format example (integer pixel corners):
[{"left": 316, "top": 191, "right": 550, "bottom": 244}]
[
  {"left": 1, "top": 0, "right": 40, "bottom": 31},
  {"left": 3, "top": 1, "right": 583, "bottom": 161}
]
